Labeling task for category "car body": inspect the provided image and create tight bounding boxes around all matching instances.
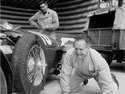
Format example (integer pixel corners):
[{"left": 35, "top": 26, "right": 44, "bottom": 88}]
[{"left": 0, "top": 27, "right": 64, "bottom": 94}]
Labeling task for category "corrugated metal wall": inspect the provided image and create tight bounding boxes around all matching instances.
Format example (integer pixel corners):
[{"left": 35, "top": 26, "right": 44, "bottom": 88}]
[{"left": 1, "top": 0, "right": 98, "bottom": 34}]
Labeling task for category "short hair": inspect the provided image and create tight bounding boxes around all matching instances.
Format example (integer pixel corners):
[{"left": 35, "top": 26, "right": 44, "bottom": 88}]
[
  {"left": 39, "top": 1, "right": 48, "bottom": 6},
  {"left": 74, "top": 34, "right": 92, "bottom": 44}
]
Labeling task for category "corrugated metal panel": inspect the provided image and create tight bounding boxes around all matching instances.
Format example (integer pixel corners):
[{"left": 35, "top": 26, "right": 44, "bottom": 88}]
[{"left": 1, "top": 0, "right": 98, "bottom": 34}]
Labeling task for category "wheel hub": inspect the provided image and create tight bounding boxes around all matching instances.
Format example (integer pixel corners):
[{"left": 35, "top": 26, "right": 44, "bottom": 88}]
[{"left": 27, "top": 45, "right": 46, "bottom": 86}]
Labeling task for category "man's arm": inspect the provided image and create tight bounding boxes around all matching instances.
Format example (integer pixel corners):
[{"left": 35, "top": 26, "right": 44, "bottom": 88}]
[
  {"left": 29, "top": 12, "right": 40, "bottom": 29},
  {"left": 29, "top": 19, "right": 39, "bottom": 28},
  {"left": 46, "top": 10, "right": 59, "bottom": 30},
  {"left": 97, "top": 65, "right": 116, "bottom": 94},
  {"left": 90, "top": 49, "right": 117, "bottom": 94},
  {"left": 93, "top": 54, "right": 117, "bottom": 94},
  {"left": 60, "top": 52, "right": 73, "bottom": 93}
]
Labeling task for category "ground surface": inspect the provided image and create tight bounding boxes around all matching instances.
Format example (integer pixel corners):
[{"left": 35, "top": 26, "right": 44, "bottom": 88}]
[
  {"left": 39, "top": 61, "right": 125, "bottom": 94},
  {"left": 13, "top": 61, "right": 125, "bottom": 94}
]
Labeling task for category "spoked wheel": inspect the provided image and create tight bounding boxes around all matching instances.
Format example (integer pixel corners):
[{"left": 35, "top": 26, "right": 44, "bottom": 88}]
[
  {"left": 12, "top": 34, "right": 48, "bottom": 94},
  {"left": 27, "top": 44, "right": 47, "bottom": 87}
]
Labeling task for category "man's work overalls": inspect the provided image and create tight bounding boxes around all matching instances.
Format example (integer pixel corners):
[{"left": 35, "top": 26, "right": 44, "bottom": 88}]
[{"left": 60, "top": 48, "right": 118, "bottom": 94}]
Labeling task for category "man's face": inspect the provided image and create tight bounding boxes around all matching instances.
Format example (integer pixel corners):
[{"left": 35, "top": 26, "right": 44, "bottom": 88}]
[
  {"left": 40, "top": 3, "right": 48, "bottom": 13},
  {"left": 74, "top": 40, "right": 89, "bottom": 59}
]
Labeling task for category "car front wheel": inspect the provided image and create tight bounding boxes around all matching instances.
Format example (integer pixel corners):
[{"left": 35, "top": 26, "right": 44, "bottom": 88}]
[{"left": 12, "top": 34, "right": 48, "bottom": 94}]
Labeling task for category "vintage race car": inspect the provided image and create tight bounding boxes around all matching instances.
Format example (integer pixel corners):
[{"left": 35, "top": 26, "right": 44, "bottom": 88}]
[{"left": 0, "top": 27, "right": 64, "bottom": 94}]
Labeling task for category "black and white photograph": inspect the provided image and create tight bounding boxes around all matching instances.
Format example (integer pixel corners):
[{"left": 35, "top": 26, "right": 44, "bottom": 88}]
[{"left": 0, "top": 0, "right": 125, "bottom": 94}]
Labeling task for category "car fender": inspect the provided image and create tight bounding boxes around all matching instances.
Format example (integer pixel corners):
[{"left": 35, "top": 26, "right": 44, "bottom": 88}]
[{"left": 27, "top": 30, "right": 52, "bottom": 46}]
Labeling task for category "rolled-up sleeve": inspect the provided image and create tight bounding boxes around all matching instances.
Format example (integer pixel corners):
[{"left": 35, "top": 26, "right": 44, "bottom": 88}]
[
  {"left": 29, "top": 12, "right": 39, "bottom": 27},
  {"left": 60, "top": 51, "right": 73, "bottom": 93}
]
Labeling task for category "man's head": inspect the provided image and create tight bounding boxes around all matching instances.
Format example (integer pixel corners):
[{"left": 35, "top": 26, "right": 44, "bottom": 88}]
[
  {"left": 39, "top": 2, "right": 48, "bottom": 13},
  {"left": 74, "top": 34, "right": 91, "bottom": 59}
]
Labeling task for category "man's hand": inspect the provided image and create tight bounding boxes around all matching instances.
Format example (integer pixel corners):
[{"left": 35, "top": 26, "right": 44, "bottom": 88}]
[{"left": 29, "top": 19, "right": 40, "bottom": 29}]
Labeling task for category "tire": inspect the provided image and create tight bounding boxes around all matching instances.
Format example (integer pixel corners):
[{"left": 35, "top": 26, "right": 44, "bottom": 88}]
[
  {"left": 0, "top": 67, "right": 7, "bottom": 94},
  {"left": 12, "top": 34, "right": 48, "bottom": 94},
  {"left": 101, "top": 53, "right": 112, "bottom": 65}
]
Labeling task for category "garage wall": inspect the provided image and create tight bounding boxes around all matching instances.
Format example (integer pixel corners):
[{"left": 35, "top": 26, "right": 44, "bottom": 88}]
[{"left": 1, "top": 0, "right": 98, "bottom": 34}]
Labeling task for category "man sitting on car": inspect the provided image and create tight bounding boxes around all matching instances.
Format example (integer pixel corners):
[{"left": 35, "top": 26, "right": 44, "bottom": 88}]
[{"left": 29, "top": 2, "right": 59, "bottom": 40}]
